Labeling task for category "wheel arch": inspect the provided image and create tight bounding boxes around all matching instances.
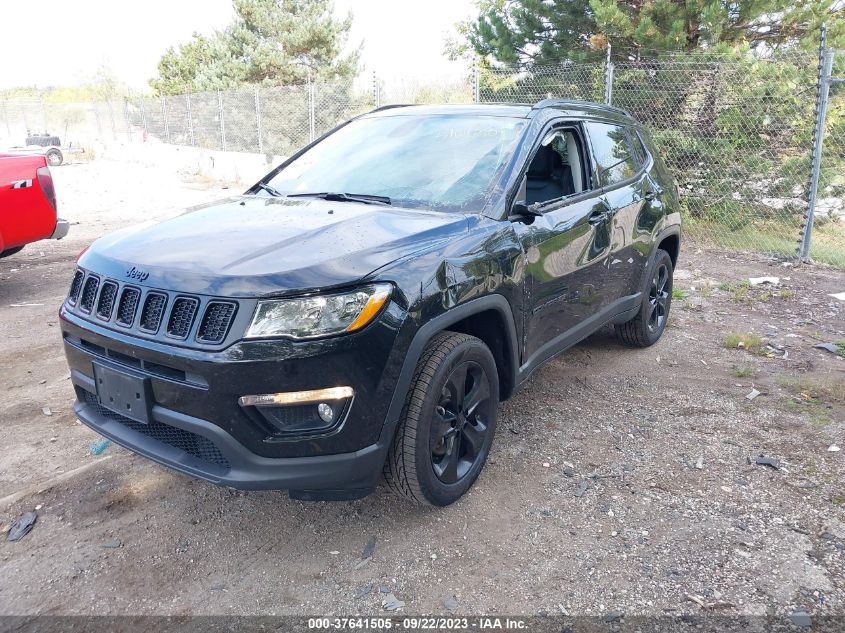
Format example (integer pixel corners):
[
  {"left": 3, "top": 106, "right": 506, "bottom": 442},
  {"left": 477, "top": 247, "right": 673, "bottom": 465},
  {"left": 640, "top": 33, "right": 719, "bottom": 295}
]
[
  {"left": 445, "top": 308, "right": 517, "bottom": 402},
  {"left": 383, "top": 295, "right": 520, "bottom": 435},
  {"left": 654, "top": 225, "right": 681, "bottom": 268}
]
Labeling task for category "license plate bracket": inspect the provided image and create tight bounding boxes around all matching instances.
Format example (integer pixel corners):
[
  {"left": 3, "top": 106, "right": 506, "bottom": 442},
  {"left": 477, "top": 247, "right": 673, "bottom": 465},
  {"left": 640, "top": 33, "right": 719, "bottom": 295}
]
[{"left": 93, "top": 363, "right": 153, "bottom": 424}]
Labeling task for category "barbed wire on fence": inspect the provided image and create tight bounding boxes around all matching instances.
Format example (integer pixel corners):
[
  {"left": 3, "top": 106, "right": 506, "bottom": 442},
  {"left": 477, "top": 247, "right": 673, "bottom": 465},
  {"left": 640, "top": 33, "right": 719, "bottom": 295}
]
[{"left": 1, "top": 48, "right": 842, "bottom": 265}]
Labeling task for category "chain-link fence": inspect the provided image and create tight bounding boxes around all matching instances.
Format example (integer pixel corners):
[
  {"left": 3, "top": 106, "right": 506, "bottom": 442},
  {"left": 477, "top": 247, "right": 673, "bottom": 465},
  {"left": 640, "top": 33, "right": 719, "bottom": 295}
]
[
  {"left": 2, "top": 47, "right": 844, "bottom": 266},
  {"left": 0, "top": 98, "right": 128, "bottom": 146},
  {"left": 480, "top": 50, "right": 844, "bottom": 266}
]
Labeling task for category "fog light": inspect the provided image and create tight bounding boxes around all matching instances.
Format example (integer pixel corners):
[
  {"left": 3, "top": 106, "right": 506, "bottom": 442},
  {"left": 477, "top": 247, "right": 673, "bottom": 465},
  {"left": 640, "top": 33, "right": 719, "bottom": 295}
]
[
  {"left": 239, "top": 387, "right": 354, "bottom": 437},
  {"left": 317, "top": 402, "right": 334, "bottom": 424}
]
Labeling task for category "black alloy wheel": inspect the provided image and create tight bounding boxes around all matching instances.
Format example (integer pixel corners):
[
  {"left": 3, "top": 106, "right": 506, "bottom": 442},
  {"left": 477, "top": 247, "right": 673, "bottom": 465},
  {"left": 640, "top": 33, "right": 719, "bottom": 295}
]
[
  {"left": 647, "top": 260, "right": 670, "bottom": 334},
  {"left": 430, "top": 360, "right": 493, "bottom": 484}
]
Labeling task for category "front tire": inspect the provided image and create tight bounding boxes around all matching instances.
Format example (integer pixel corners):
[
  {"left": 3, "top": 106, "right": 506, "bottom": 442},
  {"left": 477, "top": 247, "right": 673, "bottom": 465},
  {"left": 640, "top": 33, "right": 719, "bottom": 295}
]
[
  {"left": 384, "top": 331, "right": 499, "bottom": 506},
  {"left": 615, "top": 248, "right": 674, "bottom": 347}
]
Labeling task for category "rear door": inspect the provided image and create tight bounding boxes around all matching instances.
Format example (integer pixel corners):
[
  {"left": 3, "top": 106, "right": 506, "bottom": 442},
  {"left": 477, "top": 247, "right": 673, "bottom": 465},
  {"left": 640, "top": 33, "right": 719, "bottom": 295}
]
[
  {"left": 510, "top": 122, "right": 615, "bottom": 368},
  {"left": 582, "top": 121, "right": 653, "bottom": 301}
]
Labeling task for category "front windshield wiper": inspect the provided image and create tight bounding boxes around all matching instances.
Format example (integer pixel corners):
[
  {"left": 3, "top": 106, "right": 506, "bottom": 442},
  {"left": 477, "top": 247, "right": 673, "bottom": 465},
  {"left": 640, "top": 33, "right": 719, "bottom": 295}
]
[
  {"left": 255, "top": 182, "right": 285, "bottom": 197},
  {"left": 286, "top": 192, "right": 392, "bottom": 206}
]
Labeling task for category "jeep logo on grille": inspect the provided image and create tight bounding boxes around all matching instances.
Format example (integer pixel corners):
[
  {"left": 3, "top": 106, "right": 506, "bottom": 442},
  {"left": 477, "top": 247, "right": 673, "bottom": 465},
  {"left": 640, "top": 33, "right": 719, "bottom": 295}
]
[{"left": 125, "top": 266, "right": 150, "bottom": 282}]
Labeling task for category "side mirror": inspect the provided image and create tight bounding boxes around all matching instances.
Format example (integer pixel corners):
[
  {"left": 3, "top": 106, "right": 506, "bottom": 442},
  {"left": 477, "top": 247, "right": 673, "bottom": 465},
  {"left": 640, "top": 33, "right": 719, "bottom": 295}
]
[{"left": 509, "top": 201, "right": 541, "bottom": 222}]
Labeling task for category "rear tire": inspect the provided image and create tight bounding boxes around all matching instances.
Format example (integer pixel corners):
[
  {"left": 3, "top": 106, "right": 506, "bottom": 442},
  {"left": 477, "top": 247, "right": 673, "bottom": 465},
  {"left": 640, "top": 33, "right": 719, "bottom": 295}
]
[
  {"left": 615, "top": 248, "right": 673, "bottom": 347},
  {"left": 0, "top": 245, "right": 24, "bottom": 258},
  {"left": 46, "top": 148, "right": 63, "bottom": 166},
  {"left": 384, "top": 331, "right": 499, "bottom": 506}
]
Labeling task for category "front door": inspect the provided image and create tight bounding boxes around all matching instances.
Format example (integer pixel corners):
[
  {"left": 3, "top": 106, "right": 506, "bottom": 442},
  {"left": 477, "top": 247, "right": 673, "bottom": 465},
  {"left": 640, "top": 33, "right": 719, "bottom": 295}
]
[{"left": 510, "top": 124, "right": 614, "bottom": 369}]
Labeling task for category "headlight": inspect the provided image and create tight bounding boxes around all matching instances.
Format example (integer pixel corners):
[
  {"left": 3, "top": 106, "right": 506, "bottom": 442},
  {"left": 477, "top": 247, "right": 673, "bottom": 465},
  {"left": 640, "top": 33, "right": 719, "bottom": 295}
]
[{"left": 245, "top": 284, "right": 392, "bottom": 339}]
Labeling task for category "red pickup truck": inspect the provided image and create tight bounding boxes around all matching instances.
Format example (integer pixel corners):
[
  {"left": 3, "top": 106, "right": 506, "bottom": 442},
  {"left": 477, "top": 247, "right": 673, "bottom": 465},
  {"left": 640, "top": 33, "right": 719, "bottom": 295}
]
[{"left": 0, "top": 154, "right": 68, "bottom": 257}]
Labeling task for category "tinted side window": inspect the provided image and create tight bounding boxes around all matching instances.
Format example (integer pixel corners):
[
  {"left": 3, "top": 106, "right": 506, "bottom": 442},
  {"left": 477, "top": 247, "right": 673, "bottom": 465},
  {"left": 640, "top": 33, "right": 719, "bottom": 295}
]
[{"left": 585, "top": 122, "right": 638, "bottom": 187}]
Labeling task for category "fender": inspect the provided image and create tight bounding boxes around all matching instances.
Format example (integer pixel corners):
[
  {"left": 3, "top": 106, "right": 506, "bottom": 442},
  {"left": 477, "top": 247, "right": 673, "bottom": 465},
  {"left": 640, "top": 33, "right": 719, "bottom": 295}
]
[
  {"left": 653, "top": 224, "right": 681, "bottom": 260},
  {"left": 381, "top": 294, "right": 520, "bottom": 436}
]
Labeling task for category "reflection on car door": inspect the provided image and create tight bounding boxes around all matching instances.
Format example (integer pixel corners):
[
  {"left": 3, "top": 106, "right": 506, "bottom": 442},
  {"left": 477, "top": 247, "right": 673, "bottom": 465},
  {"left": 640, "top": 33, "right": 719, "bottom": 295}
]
[{"left": 583, "top": 121, "right": 654, "bottom": 302}]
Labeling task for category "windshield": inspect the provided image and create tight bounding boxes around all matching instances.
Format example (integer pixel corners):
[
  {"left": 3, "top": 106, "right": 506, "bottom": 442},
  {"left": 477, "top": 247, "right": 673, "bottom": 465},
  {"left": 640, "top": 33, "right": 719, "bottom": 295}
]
[{"left": 265, "top": 114, "right": 527, "bottom": 212}]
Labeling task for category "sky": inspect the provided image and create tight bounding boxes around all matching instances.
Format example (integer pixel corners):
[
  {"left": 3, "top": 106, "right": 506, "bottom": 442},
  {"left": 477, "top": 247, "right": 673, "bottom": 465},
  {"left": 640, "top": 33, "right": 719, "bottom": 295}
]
[{"left": 0, "top": 0, "right": 477, "bottom": 91}]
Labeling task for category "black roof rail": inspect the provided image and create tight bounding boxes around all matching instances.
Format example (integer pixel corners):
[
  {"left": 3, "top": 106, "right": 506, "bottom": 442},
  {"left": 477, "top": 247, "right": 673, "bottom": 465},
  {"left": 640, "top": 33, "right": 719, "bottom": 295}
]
[
  {"left": 367, "top": 104, "right": 414, "bottom": 114},
  {"left": 532, "top": 98, "right": 633, "bottom": 118}
]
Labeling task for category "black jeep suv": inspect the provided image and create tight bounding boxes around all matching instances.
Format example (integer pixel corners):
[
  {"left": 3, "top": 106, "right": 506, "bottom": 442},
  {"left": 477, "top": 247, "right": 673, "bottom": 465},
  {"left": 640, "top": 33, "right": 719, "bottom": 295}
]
[{"left": 60, "top": 100, "right": 681, "bottom": 506}]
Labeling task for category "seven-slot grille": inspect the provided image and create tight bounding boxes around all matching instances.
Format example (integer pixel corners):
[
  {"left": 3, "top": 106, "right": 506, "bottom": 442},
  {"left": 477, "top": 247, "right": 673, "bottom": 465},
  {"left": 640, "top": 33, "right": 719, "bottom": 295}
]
[
  {"left": 65, "top": 269, "right": 239, "bottom": 346},
  {"left": 79, "top": 276, "right": 100, "bottom": 313},
  {"left": 166, "top": 297, "right": 200, "bottom": 339},
  {"left": 139, "top": 292, "right": 167, "bottom": 332},
  {"left": 197, "top": 301, "right": 237, "bottom": 343},
  {"left": 96, "top": 281, "right": 118, "bottom": 320},
  {"left": 68, "top": 270, "right": 84, "bottom": 304},
  {"left": 115, "top": 287, "right": 141, "bottom": 326}
]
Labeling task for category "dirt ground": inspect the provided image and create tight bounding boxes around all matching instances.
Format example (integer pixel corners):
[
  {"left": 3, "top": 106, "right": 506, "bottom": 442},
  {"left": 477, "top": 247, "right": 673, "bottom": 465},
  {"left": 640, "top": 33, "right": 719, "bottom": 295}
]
[{"left": 1, "top": 158, "right": 843, "bottom": 618}]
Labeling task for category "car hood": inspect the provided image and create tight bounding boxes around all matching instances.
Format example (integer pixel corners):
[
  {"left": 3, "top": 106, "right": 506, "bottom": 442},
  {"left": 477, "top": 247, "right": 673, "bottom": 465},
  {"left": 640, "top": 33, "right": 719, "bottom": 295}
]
[{"left": 80, "top": 195, "right": 469, "bottom": 297}]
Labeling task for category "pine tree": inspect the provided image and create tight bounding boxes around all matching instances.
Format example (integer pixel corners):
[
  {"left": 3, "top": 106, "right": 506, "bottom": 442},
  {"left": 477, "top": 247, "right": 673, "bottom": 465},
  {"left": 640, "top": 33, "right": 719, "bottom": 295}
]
[
  {"left": 454, "top": 0, "right": 845, "bottom": 67},
  {"left": 151, "top": 0, "right": 359, "bottom": 95}
]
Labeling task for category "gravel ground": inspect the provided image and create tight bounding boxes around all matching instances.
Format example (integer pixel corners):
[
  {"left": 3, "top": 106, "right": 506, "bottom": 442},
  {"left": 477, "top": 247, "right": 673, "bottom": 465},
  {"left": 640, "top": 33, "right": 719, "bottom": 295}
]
[{"left": 0, "top": 158, "right": 843, "bottom": 618}]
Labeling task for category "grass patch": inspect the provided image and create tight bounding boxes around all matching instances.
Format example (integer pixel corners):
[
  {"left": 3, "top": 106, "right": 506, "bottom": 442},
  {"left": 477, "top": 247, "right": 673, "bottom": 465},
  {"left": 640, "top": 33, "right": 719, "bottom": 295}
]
[
  {"left": 717, "top": 280, "right": 797, "bottom": 304},
  {"left": 783, "top": 398, "right": 832, "bottom": 425},
  {"left": 733, "top": 365, "right": 755, "bottom": 378},
  {"left": 684, "top": 216, "right": 845, "bottom": 268},
  {"left": 777, "top": 376, "right": 845, "bottom": 404},
  {"left": 672, "top": 287, "right": 689, "bottom": 300},
  {"left": 718, "top": 280, "right": 752, "bottom": 303},
  {"left": 836, "top": 340, "right": 845, "bottom": 358},
  {"left": 724, "top": 331, "right": 765, "bottom": 354},
  {"left": 778, "top": 374, "right": 845, "bottom": 426}
]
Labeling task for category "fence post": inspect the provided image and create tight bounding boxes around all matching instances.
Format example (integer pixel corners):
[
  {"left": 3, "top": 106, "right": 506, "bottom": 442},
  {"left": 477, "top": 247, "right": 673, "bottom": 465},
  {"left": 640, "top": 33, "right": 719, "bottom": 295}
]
[
  {"left": 140, "top": 101, "right": 148, "bottom": 138},
  {"left": 255, "top": 88, "right": 263, "bottom": 154},
  {"left": 308, "top": 80, "right": 316, "bottom": 142},
  {"left": 186, "top": 94, "right": 195, "bottom": 146},
  {"left": 92, "top": 103, "right": 103, "bottom": 140},
  {"left": 161, "top": 95, "right": 170, "bottom": 144},
  {"left": 373, "top": 71, "right": 380, "bottom": 108},
  {"left": 106, "top": 100, "right": 117, "bottom": 141},
  {"left": 604, "top": 43, "right": 614, "bottom": 105},
  {"left": 473, "top": 63, "right": 480, "bottom": 103},
  {"left": 123, "top": 99, "right": 132, "bottom": 141},
  {"left": 218, "top": 91, "right": 227, "bottom": 151},
  {"left": 40, "top": 97, "right": 48, "bottom": 133},
  {"left": 800, "top": 28, "right": 834, "bottom": 261}
]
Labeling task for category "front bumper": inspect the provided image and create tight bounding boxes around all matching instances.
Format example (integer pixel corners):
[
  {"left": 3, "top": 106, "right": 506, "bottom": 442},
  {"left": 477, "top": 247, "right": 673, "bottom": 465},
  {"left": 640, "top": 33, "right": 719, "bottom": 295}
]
[
  {"left": 60, "top": 299, "right": 410, "bottom": 498},
  {"left": 73, "top": 379, "right": 387, "bottom": 498},
  {"left": 51, "top": 218, "right": 69, "bottom": 240}
]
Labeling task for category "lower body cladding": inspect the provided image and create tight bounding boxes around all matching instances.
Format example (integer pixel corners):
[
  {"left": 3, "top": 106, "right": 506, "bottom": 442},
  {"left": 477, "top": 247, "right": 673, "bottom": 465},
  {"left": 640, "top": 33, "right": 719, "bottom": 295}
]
[{"left": 60, "top": 305, "right": 408, "bottom": 500}]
